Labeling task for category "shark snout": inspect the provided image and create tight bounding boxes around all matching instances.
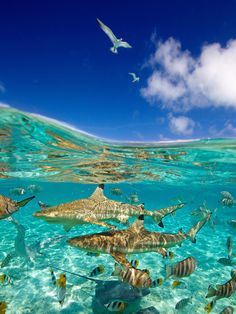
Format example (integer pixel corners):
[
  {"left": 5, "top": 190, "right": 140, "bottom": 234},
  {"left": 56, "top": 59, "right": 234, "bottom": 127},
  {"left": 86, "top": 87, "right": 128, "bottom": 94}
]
[{"left": 32, "top": 210, "right": 43, "bottom": 217}]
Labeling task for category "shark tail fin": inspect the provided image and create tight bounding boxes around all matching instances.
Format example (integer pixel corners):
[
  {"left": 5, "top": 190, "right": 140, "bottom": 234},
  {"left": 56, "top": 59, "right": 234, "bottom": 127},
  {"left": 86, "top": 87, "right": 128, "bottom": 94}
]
[
  {"left": 110, "top": 46, "right": 118, "bottom": 54},
  {"left": 186, "top": 214, "right": 211, "bottom": 243},
  {"left": 16, "top": 196, "right": 35, "bottom": 208},
  {"left": 206, "top": 285, "right": 216, "bottom": 298}
]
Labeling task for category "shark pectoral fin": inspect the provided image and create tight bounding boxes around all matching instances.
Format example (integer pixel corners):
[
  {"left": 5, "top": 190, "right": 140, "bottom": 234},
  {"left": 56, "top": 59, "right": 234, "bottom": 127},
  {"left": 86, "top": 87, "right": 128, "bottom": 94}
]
[
  {"left": 171, "top": 210, "right": 176, "bottom": 216},
  {"left": 83, "top": 217, "right": 116, "bottom": 229},
  {"left": 117, "top": 217, "right": 129, "bottom": 225},
  {"left": 63, "top": 222, "right": 75, "bottom": 232},
  {"left": 89, "top": 184, "right": 107, "bottom": 201},
  {"left": 128, "top": 215, "right": 145, "bottom": 232},
  {"left": 158, "top": 220, "right": 164, "bottom": 228},
  {"left": 16, "top": 196, "right": 35, "bottom": 208},
  {"left": 110, "top": 252, "right": 131, "bottom": 268}
]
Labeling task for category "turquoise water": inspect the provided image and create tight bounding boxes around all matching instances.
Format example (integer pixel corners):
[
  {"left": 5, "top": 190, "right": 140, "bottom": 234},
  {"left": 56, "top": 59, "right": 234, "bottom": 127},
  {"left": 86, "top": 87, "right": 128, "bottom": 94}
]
[{"left": 0, "top": 107, "right": 236, "bottom": 313}]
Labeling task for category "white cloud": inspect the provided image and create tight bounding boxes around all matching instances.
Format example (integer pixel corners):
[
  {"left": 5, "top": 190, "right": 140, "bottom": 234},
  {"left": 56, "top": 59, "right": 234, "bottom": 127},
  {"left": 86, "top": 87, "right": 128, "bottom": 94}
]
[
  {"left": 168, "top": 114, "right": 195, "bottom": 135},
  {"left": 0, "top": 82, "right": 5, "bottom": 93},
  {"left": 0, "top": 102, "right": 10, "bottom": 108},
  {"left": 209, "top": 120, "right": 236, "bottom": 137},
  {"left": 142, "top": 37, "right": 236, "bottom": 111}
]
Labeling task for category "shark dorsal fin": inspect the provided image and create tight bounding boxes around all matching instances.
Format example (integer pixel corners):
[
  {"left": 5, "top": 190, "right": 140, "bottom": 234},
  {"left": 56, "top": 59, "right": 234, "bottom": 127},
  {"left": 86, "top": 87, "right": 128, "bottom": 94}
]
[
  {"left": 90, "top": 184, "right": 106, "bottom": 201},
  {"left": 128, "top": 215, "right": 145, "bottom": 232}
]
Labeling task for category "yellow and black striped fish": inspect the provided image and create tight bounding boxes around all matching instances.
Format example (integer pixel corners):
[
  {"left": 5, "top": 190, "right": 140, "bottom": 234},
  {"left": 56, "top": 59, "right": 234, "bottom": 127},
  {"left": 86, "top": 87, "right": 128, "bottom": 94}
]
[
  {"left": 0, "top": 274, "right": 13, "bottom": 286},
  {"left": 90, "top": 265, "right": 104, "bottom": 277},
  {"left": 166, "top": 256, "right": 197, "bottom": 278},
  {"left": 56, "top": 274, "right": 66, "bottom": 305},
  {"left": 152, "top": 278, "right": 163, "bottom": 287},
  {"left": 130, "top": 260, "right": 139, "bottom": 268},
  {"left": 204, "top": 300, "right": 216, "bottom": 313},
  {"left": 49, "top": 268, "right": 56, "bottom": 286},
  {"left": 104, "top": 301, "right": 125, "bottom": 312}
]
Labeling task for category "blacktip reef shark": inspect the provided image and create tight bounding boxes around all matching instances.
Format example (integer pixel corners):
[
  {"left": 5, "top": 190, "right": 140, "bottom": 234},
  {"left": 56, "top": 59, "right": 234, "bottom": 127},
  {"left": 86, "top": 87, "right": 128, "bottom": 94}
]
[
  {"left": 0, "top": 195, "right": 35, "bottom": 220},
  {"left": 67, "top": 214, "right": 211, "bottom": 267},
  {"left": 33, "top": 184, "right": 185, "bottom": 231}
]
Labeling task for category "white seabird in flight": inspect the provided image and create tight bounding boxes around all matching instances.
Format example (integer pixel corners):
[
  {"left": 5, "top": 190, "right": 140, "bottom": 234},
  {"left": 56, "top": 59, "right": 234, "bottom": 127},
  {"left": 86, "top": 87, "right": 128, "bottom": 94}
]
[
  {"left": 97, "top": 18, "right": 132, "bottom": 54},
  {"left": 129, "top": 72, "right": 140, "bottom": 83}
]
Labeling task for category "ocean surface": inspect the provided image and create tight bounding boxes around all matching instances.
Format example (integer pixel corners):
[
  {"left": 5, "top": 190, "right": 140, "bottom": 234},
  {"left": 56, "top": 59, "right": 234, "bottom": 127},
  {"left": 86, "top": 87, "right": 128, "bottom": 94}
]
[{"left": 0, "top": 107, "right": 236, "bottom": 314}]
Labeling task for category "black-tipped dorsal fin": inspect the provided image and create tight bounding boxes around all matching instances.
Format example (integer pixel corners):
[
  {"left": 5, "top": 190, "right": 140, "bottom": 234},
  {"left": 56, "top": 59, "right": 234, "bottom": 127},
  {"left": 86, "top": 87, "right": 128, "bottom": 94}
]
[
  {"left": 90, "top": 184, "right": 106, "bottom": 201},
  {"left": 128, "top": 215, "right": 145, "bottom": 232}
]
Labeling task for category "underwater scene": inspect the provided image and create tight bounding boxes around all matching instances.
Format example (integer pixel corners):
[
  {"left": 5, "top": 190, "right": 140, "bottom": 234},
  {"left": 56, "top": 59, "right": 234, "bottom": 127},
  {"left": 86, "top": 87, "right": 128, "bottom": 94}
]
[{"left": 0, "top": 107, "right": 236, "bottom": 314}]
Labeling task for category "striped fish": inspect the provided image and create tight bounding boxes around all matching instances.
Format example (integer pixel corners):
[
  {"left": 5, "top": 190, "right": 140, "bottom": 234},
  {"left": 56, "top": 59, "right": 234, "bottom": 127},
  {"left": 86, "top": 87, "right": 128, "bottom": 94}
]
[
  {"left": 220, "top": 306, "right": 234, "bottom": 314},
  {"left": 49, "top": 268, "right": 56, "bottom": 286},
  {"left": 104, "top": 301, "right": 125, "bottom": 312},
  {"left": 0, "top": 274, "right": 13, "bottom": 286},
  {"left": 121, "top": 267, "right": 152, "bottom": 288},
  {"left": 152, "top": 278, "right": 163, "bottom": 287},
  {"left": 131, "top": 260, "right": 139, "bottom": 268},
  {"left": 175, "top": 297, "right": 192, "bottom": 310},
  {"left": 166, "top": 256, "right": 197, "bottom": 278},
  {"left": 227, "top": 237, "right": 233, "bottom": 259},
  {"left": 56, "top": 274, "right": 66, "bottom": 305},
  {"left": 1, "top": 253, "right": 13, "bottom": 268},
  {"left": 112, "top": 264, "right": 152, "bottom": 288},
  {"left": 90, "top": 265, "right": 104, "bottom": 277},
  {"left": 206, "top": 273, "right": 236, "bottom": 300}
]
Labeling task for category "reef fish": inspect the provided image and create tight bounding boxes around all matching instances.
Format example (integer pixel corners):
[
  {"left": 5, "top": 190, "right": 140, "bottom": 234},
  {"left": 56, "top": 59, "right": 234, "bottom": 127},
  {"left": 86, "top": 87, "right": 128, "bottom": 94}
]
[
  {"left": 166, "top": 257, "right": 197, "bottom": 278},
  {"left": 219, "top": 306, "right": 234, "bottom": 314},
  {"left": 175, "top": 297, "right": 192, "bottom": 310},
  {"left": 112, "top": 263, "right": 152, "bottom": 288},
  {"left": 104, "top": 301, "right": 125, "bottom": 312},
  {"left": 227, "top": 237, "right": 233, "bottom": 259},
  {"left": 206, "top": 270, "right": 236, "bottom": 301}
]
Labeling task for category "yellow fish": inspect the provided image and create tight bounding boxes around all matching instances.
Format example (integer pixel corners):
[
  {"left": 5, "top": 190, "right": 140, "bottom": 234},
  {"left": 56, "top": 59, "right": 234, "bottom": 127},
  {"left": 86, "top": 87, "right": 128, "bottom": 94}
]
[
  {"left": 172, "top": 280, "right": 184, "bottom": 288},
  {"left": 0, "top": 274, "right": 13, "bottom": 286},
  {"left": 0, "top": 301, "right": 7, "bottom": 314},
  {"left": 56, "top": 274, "right": 66, "bottom": 305},
  {"left": 90, "top": 265, "right": 105, "bottom": 277},
  {"left": 204, "top": 301, "right": 215, "bottom": 313},
  {"left": 131, "top": 260, "right": 139, "bottom": 268},
  {"left": 152, "top": 278, "right": 163, "bottom": 287}
]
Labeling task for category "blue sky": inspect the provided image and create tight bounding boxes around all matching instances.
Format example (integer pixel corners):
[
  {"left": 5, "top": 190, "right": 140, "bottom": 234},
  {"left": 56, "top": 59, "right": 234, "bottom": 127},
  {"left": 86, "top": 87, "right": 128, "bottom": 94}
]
[{"left": 0, "top": 0, "right": 236, "bottom": 141}]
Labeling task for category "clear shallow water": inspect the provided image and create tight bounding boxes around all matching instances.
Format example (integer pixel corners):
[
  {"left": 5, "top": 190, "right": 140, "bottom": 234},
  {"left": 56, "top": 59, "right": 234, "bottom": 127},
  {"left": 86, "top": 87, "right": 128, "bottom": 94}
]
[{"left": 0, "top": 107, "right": 236, "bottom": 313}]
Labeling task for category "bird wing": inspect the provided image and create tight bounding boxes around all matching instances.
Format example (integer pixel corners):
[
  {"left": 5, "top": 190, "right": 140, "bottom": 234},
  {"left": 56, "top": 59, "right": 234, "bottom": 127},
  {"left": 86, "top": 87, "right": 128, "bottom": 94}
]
[
  {"left": 129, "top": 73, "right": 136, "bottom": 79},
  {"left": 119, "top": 41, "right": 132, "bottom": 48},
  {"left": 97, "top": 18, "right": 117, "bottom": 43}
]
